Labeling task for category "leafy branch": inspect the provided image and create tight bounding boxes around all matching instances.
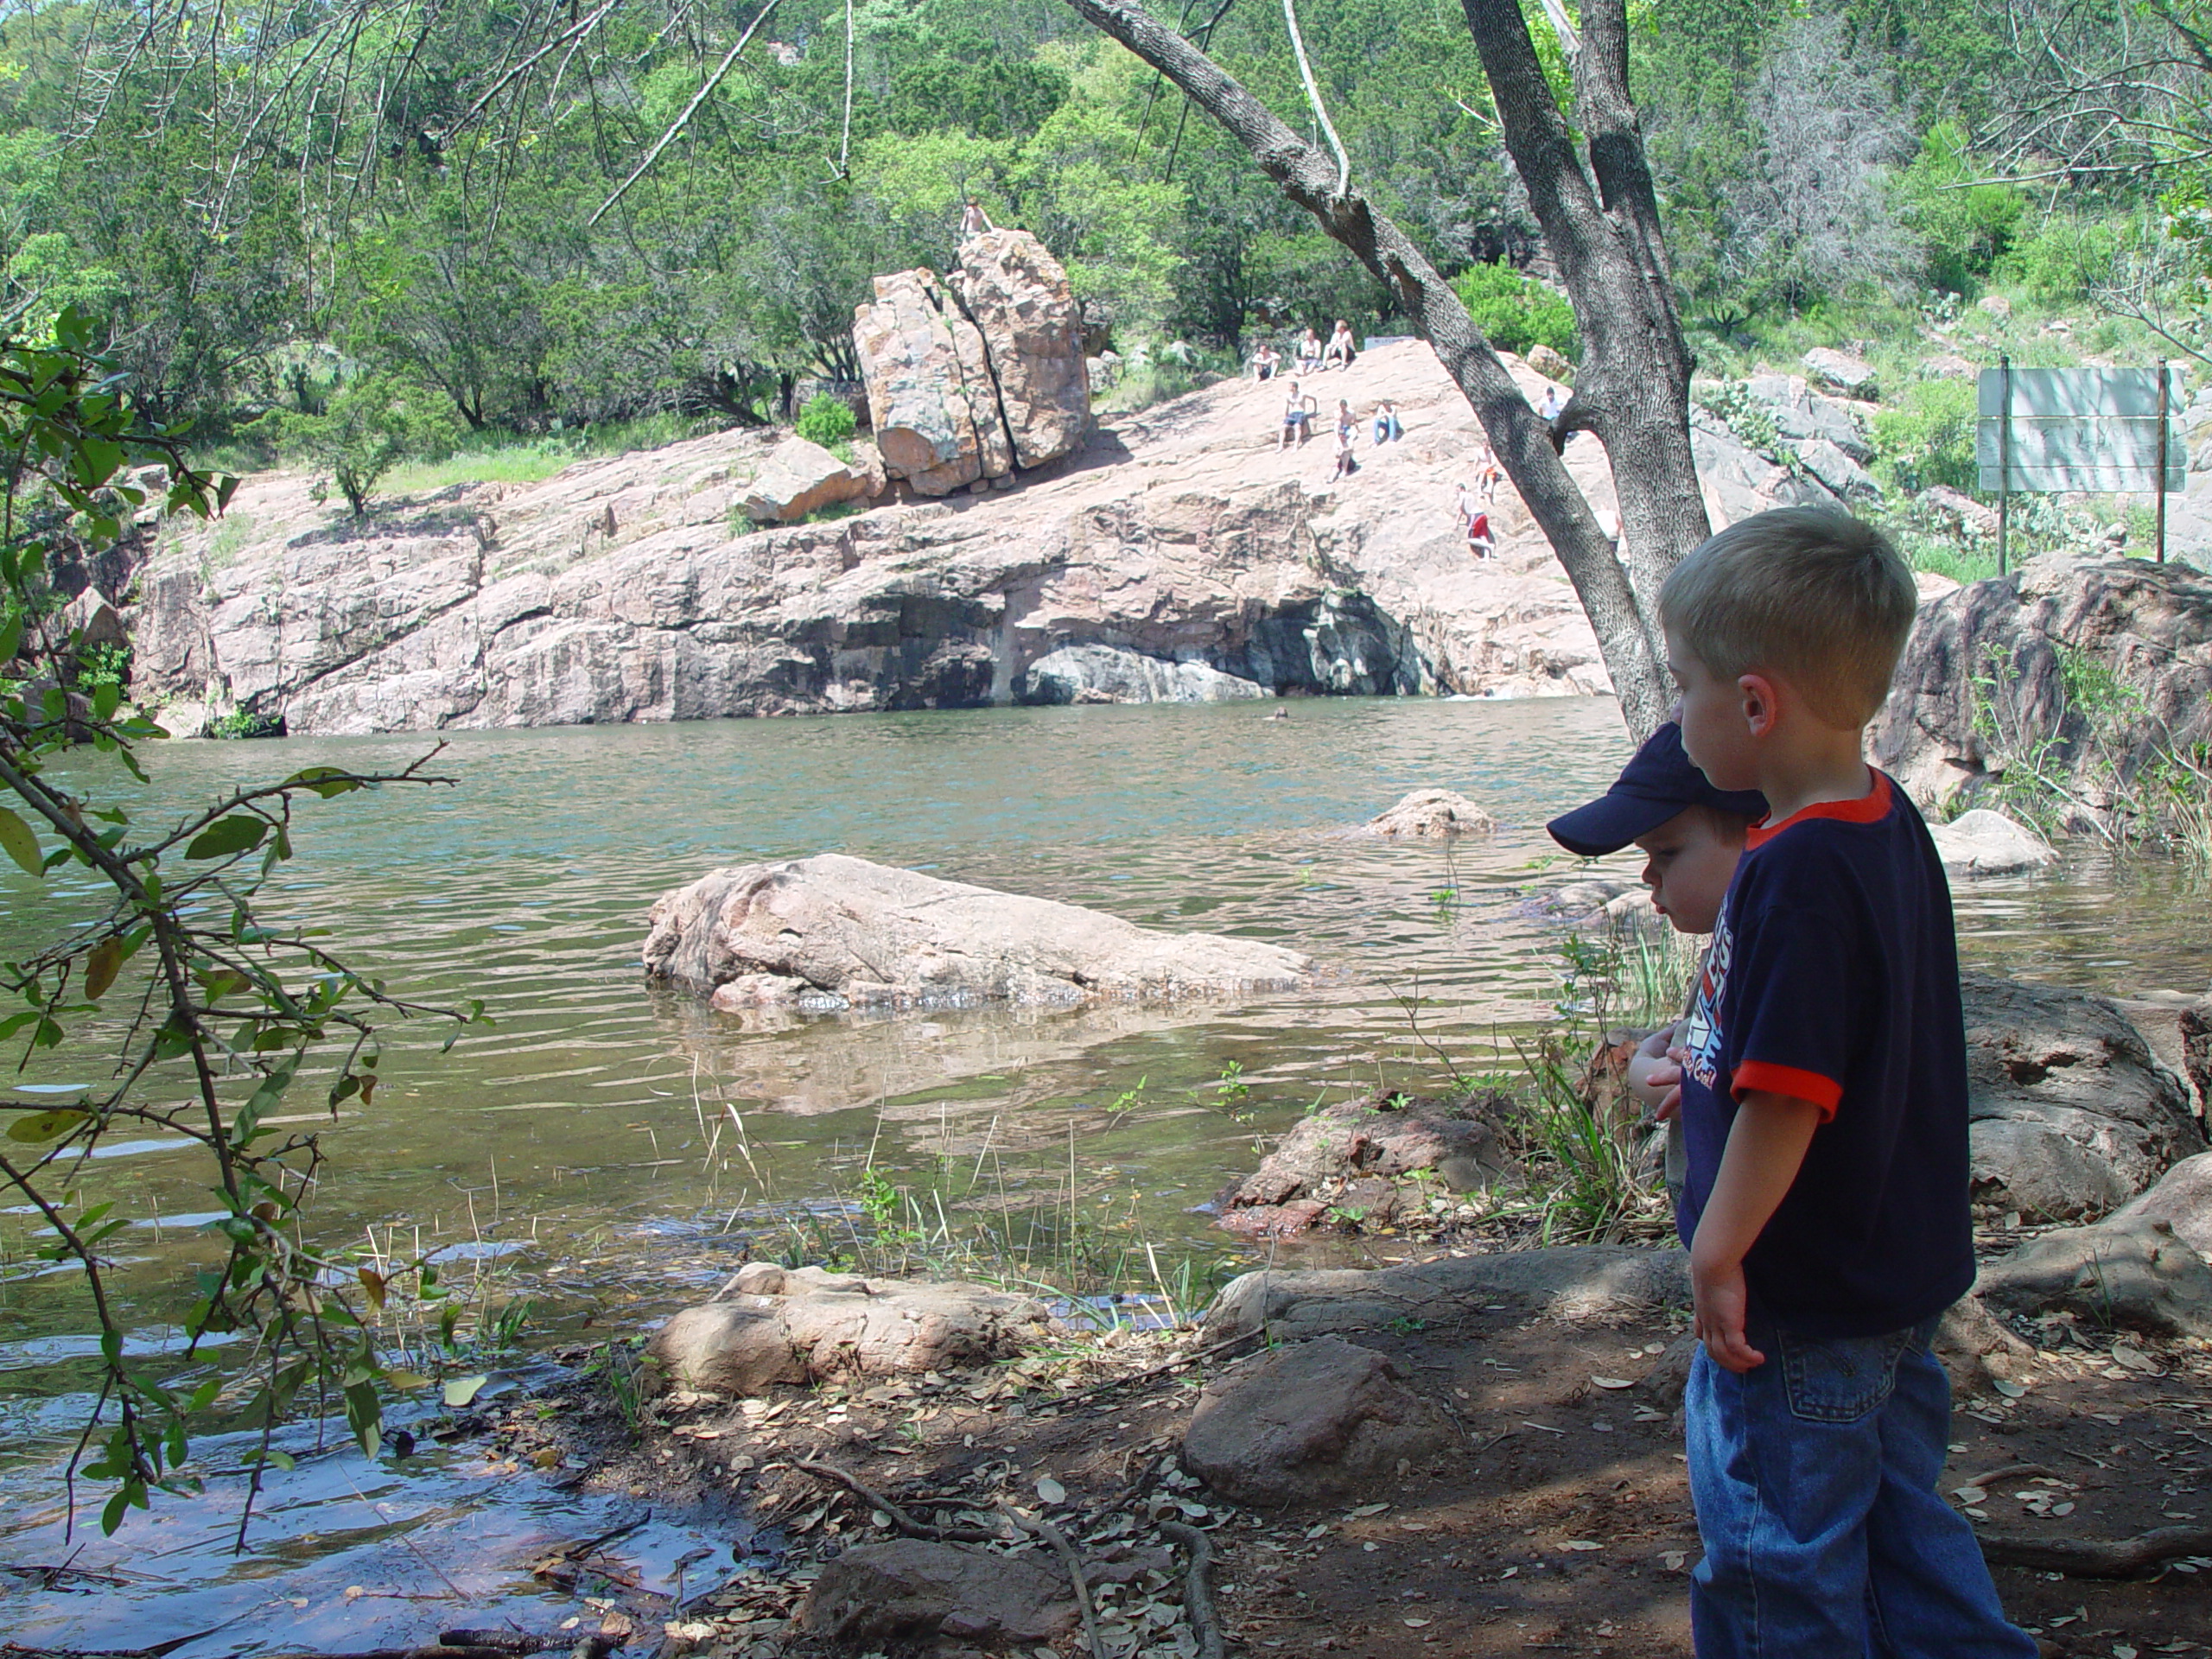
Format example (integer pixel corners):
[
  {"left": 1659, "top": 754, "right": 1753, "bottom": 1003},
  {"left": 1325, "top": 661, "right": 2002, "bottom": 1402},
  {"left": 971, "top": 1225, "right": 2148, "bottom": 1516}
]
[{"left": 1, "top": 308, "right": 487, "bottom": 1542}]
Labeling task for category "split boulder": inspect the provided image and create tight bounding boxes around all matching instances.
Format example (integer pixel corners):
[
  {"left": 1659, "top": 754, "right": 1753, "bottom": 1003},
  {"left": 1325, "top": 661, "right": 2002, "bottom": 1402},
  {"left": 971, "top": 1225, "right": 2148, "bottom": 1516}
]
[
  {"left": 643, "top": 853, "right": 1316, "bottom": 1014},
  {"left": 645, "top": 1264, "right": 1055, "bottom": 1394},
  {"left": 1181, "top": 1336, "right": 1455, "bottom": 1508},
  {"left": 950, "top": 230, "right": 1091, "bottom": 469}
]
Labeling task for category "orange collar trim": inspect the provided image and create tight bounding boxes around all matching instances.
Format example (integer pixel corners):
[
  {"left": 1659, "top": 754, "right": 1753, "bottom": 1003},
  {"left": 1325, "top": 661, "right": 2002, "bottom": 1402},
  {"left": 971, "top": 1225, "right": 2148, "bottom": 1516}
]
[{"left": 1745, "top": 771, "right": 1891, "bottom": 850}]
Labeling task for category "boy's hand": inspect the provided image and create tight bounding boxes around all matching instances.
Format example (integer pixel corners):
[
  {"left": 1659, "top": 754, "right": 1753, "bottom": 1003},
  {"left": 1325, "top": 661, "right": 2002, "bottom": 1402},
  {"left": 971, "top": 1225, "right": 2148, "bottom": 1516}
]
[
  {"left": 1625, "top": 1030, "right": 1683, "bottom": 1117},
  {"left": 1690, "top": 1249, "right": 1764, "bottom": 1372}
]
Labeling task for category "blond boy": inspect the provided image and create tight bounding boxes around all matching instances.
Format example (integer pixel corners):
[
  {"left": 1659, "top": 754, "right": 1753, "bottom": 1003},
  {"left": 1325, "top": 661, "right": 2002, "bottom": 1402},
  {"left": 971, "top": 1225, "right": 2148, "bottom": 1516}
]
[{"left": 1658, "top": 508, "right": 2033, "bottom": 1658}]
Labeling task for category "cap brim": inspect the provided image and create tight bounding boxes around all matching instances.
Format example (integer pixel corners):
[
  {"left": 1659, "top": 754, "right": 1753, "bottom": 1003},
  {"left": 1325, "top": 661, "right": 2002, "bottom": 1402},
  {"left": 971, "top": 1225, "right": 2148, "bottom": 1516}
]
[{"left": 1545, "top": 795, "right": 1678, "bottom": 859}]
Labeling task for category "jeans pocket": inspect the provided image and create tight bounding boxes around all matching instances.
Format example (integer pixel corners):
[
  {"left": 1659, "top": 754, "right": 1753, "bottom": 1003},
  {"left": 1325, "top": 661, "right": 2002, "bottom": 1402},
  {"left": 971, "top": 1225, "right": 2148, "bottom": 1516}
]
[{"left": 1776, "top": 1325, "right": 1912, "bottom": 1424}]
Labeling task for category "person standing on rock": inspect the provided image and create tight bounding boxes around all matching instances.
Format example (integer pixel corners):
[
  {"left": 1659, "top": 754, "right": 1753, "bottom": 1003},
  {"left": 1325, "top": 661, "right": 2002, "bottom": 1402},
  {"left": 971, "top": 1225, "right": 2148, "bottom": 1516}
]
[
  {"left": 1278, "top": 380, "right": 1317, "bottom": 450},
  {"left": 959, "top": 199, "right": 995, "bottom": 241},
  {"left": 1660, "top": 508, "right": 2037, "bottom": 1659},
  {"left": 1331, "top": 406, "right": 1358, "bottom": 480}
]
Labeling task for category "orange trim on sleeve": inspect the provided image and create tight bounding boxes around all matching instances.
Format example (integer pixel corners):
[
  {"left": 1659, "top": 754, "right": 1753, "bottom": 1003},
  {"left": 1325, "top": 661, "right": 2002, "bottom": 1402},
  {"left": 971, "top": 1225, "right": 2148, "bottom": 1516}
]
[
  {"left": 1732, "top": 1060, "right": 1841, "bottom": 1122},
  {"left": 1745, "top": 772, "right": 1892, "bottom": 849}
]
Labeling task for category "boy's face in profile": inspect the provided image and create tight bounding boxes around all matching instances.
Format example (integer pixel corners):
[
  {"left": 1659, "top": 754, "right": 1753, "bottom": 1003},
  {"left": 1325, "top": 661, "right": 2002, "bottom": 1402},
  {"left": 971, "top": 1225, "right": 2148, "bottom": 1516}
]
[
  {"left": 1631, "top": 805, "right": 1742, "bottom": 935},
  {"left": 1665, "top": 628, "right": 1760, "bottom": 794}
]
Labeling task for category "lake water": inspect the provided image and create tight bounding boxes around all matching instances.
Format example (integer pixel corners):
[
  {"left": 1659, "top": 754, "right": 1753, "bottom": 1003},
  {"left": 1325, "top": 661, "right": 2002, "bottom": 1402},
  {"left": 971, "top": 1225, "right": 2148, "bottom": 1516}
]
[{"left": 3, "top": 696, "right": 2204, "bottom": 1649}]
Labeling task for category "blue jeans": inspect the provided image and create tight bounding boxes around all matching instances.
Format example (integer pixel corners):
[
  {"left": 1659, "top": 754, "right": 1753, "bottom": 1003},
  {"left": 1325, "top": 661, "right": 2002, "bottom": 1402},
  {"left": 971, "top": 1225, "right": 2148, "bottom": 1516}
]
[{"left": 1686, "top": 1315, "right": 2036, "bottom": 1659}]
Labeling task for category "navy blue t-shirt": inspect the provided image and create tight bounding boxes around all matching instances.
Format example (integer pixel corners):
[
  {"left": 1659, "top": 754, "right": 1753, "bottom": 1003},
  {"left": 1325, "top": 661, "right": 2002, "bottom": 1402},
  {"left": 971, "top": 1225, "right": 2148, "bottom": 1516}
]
[{"left": 1674, "top": 770, "right": 1975, "bottom": 1338}]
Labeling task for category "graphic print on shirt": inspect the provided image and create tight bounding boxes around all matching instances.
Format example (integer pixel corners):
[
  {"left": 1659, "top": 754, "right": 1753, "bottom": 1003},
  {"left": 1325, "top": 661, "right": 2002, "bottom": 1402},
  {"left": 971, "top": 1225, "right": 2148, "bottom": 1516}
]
[{"left": 1681, "top": 904, "right": 1733, "bottom": 1090}]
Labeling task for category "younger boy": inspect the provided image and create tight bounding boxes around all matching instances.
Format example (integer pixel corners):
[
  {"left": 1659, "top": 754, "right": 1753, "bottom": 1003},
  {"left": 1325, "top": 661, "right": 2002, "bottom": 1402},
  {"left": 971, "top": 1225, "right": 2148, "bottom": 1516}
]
[
  {"left": 1658, "top": 507, "right": 2033, "bottom": 1658},
  {"left": 1548, "top": 721, "right": 1765, "bottom": 1194}
]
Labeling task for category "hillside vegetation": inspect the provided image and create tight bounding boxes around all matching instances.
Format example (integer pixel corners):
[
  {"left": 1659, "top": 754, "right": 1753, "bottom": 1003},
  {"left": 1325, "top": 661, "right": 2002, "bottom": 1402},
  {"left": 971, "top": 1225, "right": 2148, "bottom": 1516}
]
[{"left": 0, "top": 0, "right": 2202, "bottom": 540}]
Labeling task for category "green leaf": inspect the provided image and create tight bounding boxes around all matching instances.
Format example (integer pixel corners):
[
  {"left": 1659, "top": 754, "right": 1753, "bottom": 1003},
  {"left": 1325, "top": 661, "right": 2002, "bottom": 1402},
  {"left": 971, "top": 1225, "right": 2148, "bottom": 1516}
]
[
  {"left": 256, "top": 1447, "right": 297, "bottom": 1471},
  {"left": 100, "top": 1486, "right": 131, "bottom": 1536},
  {"left": 345, "top": 1379, "right": 382, "bottom": 1460},
  {"left": 8, "top": 1108, "right": 90, "bottom": 1143},
  {"left": 442, "top": 1374, "right": 488, "bottom": 1408},
  {"left": 185, "top": 816, "right": 267, "bottom": 860},
  {"left": 0, "top": 609, "right": 20, "bottom": 661},
  {"left": 282, "top": 766, "right": 362, "bottom": 799},
  {"left": 84, "top": 935, "right": 125, "bottom": 1000},
  {"left": 0, "top": 806, "right": 43, "bottom": 878},
  {"left": 92, "top": 682, "right": 121, "bottom": 720}
]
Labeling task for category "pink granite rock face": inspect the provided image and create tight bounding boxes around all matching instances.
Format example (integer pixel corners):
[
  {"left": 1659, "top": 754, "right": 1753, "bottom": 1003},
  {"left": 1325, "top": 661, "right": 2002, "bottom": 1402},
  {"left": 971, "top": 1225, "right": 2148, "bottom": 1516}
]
[{"left": 947, "top": 230, "right": 1090, "bottom": 470}]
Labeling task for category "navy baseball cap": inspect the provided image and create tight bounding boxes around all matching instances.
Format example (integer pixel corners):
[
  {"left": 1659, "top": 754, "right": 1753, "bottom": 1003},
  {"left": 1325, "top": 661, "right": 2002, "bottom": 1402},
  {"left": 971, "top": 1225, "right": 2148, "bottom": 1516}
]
[{"left": 1546, "top": 721, "right": 1769, "bottom": 857}]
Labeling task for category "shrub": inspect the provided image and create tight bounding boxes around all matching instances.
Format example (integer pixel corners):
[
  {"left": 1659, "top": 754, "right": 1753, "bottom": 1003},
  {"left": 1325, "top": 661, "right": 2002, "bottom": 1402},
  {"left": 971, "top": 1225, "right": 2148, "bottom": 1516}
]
[
  {"left": 1895, "top": 121, "right": 2025, "bottom": 293},
  {"left": 1450, "top": 262, "right": 1580, "bottom": 361},
  {"left": 1872, "top": 378, "right": 1980, "bottom": 494},
  {"left": 257, "top": 372, "right": 458, "bottom": 516},
  {"left": 795, "top": 393, "right": 858, "bottom": 448},
  {"left": 1998, "top": 216, "right": 2129, "bottom": 302}
]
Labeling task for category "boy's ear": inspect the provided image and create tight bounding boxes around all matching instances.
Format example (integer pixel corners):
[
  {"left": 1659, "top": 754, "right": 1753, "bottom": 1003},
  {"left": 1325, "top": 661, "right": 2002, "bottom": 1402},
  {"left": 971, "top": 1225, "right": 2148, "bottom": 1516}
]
[{"left": 1737, "top": 671, "right": 1779, "bottom": 738}]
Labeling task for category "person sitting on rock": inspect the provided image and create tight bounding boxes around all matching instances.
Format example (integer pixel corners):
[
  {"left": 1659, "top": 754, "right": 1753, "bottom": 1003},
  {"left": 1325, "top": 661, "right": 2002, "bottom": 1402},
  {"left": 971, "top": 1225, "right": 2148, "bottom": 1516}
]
[
  {"left": 1372, "top": 400, "right": 1402, "bottom": 444},
  {"left": 1322, "top": 318, "right": 1356, "bottom": 371},
  {"left": 1279, "top": 380, "right": 1318, "bottom": 450},
  {"left": 1295, "top": 327, "right": 1324, "bottom": 376},
  {"left": 1539, "top": 382, "right": 1565, "bottom": 423},
  {"left": 1251, "top": 341, "right": 1281, "bottom": 382},
  {"left": 959, "top": 199, "right": 995, "bottom": 240}
]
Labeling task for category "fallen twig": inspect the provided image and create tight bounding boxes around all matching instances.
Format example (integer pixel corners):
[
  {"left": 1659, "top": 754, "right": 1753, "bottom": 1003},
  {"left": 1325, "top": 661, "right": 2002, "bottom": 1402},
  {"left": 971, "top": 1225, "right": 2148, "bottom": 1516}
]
[
  {"left": 1959, "top": 1461, "right": 2052, "bottom": 1491},
  {"left": 1975, "top": 1522, "right": 2212, "bottom": 1578},
  {"left": 997, "top": 1502, "right": 1103, "bottom": 1659},
  {"left": 794, "top": 1459, "right": 998, "bottom": 1543},
  {"left": 1056, "top": 1332, "right": 1260, "bottom": 1408},
  {"left": 1158, "top": 1519, "right": 1225, "bottom": 1659}
]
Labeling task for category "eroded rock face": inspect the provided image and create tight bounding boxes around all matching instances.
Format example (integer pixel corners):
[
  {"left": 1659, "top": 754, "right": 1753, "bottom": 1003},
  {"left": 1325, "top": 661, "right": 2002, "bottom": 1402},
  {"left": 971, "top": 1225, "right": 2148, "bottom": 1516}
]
[
  {"left": 645, "top": 1265, "right": 1055, "bottom": 1394},
  {"left": 2108, "top": 1149, "right": 2212, "bottom": 1257},
  {"left": 949, "top": 231, "right": 1090, "bottom": 470},
  {"left": 1962, "top": 973, "right": 2204, "bottom": 1221},
  {"left": 1180, "top": 1337, "right": 1455, "bottom": 1509},
  {"left": 125, "top": 341, "right": 1827, "bottom": 734},
  {"left": 792, "top": 1540, "right": 1077, "bottom": 1645},
  {"left": 1872, "top": 556, "right": 2212, "bottom": 816},
  {"left": 642, "top": 853, "right": 1316, "bottom": 1014}
]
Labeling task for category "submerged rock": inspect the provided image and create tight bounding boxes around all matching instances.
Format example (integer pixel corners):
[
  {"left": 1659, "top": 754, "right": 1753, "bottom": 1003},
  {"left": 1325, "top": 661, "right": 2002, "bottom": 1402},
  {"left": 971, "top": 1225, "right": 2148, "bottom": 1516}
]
[
  {"left": 1181, "top": 1336, "right": 1455, "bottom": 1509},
  {"left": 643, "top": 853, "right": 1316, "bottom": 1013},
  {"left": 792, "top": 1539, "right": 1078, "bottom": 1644},
  {"left": 645, "top": 1265, "right": 1054, "bottom": 1394},
  {"left": 1361, "top": 788, "right": 1497, "bottom": 839},
  {"left": 1962, "top": 973, "right": 2203, "bottom": 1221}
]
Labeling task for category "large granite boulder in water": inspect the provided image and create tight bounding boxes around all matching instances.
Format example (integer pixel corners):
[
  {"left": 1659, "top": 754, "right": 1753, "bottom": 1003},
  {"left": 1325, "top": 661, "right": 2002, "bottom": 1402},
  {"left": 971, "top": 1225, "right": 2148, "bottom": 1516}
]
[
  {"left": 854, "top": 230, "right": 1089, "bottom": 495},
  {"left": 1872, "top": 555, "right": 2212, "bottom": 817},
  {"left": 642, "top": 852, "right": 1314, "bottom": 1012}
]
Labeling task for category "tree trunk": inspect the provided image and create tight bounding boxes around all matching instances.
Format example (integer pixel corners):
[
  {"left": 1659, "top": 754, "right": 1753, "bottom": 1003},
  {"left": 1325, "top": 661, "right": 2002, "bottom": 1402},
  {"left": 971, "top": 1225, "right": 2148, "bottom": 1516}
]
[{"left": 1060, "top": 0, "right": 1707, "bottom": 740}]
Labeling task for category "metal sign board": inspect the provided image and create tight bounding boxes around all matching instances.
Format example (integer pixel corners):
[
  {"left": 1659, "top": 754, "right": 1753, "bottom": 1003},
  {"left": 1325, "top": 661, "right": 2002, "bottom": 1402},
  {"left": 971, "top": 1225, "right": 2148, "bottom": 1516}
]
[{"left": 1977, "top": 365, "right": 2185, "bottom": 492}]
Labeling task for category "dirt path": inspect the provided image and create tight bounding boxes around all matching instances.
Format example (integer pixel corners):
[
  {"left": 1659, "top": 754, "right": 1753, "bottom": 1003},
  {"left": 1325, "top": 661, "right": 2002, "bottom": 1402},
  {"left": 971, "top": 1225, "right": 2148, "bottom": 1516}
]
[{"left": 487, "top": 1287, "right": 2211, "bottom": 1658}]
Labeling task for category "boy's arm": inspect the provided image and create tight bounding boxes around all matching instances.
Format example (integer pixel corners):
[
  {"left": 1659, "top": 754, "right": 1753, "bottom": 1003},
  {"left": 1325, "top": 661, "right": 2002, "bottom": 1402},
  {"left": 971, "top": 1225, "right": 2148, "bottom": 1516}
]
[{"left": 1689, "top": 1089, "right": 1825, "bottom": 1373}]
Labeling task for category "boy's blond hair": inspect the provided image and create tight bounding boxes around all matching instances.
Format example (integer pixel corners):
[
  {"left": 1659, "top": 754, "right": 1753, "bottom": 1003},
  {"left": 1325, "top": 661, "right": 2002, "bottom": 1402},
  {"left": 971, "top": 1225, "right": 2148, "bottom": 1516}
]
[{"left": 1658, "top": 507, "right": 1916, "bottom": 728}]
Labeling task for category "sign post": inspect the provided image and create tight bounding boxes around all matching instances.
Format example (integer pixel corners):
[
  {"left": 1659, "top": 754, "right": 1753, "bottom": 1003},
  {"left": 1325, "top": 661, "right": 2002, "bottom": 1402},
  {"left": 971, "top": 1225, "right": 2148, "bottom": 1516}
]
[{"left": 1976, "top": 364, "right": 2185, "bottom": 569}]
